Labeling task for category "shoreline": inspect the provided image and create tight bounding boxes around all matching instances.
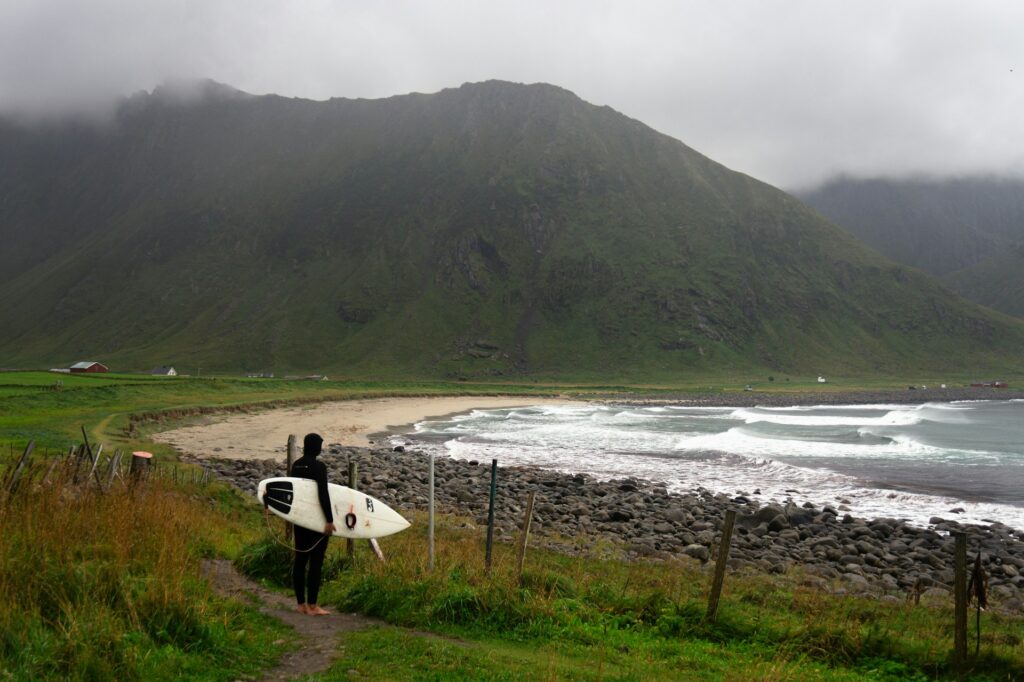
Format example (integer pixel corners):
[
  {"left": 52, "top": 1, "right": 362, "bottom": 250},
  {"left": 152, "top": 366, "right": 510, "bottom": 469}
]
[
  {"left": 152, "top": 392, "right": 1021, "bottom": 521},
  {"left": 151, "top": 387, "right": 1017, "bottom": 461},
  {"left": 152, "top": 396, "right": 579, "bottom": 459},
  {"left": 173, "top": 392, "right": 1023, "bottom": 609}
]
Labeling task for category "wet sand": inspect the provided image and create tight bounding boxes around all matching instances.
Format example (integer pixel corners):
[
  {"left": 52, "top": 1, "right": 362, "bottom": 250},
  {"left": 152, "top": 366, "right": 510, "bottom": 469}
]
[{"left": 152, "top": 396, "right": 575, "bottom": 460}]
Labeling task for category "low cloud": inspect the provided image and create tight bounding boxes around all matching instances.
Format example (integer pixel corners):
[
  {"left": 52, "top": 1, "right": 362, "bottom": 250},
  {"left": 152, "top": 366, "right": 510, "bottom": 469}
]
[{"left": 2, "top": 0, "right": 1022, "bottom": 187}]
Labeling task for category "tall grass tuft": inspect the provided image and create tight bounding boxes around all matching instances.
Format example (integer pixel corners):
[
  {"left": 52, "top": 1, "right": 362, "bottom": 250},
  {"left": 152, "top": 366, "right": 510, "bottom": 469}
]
[
  {"left": 235, "top": 535, "right": 347, "bottom": 586},
  {"left": 0, "top": 465, "right": 282, "bottom": 680}
]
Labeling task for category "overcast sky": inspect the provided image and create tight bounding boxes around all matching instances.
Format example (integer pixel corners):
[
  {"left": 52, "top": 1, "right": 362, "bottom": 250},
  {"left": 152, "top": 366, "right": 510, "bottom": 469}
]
[{"left": 2, "top": 0, "right": 1022, "bottom": 188}]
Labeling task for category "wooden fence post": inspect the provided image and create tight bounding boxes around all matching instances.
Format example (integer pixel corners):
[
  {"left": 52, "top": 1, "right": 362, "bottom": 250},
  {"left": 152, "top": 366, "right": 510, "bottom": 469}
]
[
  {"left": 516, "top": 491, "right": 536, "bottom": 581},
  {"left": 60, "top": 445, "right": 74, "bottom": 481},
  {"left": 80, "top": 425, "right": 93, "bottom": 460},
  {"left": 87, "top": 444, "right": 104, "bottom": 488},
  {"left": 106, "top": 451, "right": 123, "bottom": 489},
  {"left": 348, "top": 460, "right": 358, "bottom": 560},
  {"left": 286, "top": 435, "right": 296, "bottom": 473},
  {"left": 485, "top": 459, "right": 498, "bottom": 575},
  {"left": 706, "top": 509, "right": 737, "bottom": 622},
  {"left": 428, "top": 453, "right": 435, "bottom": 572},
  {"left": 79, "top": 425, "right": 97, "bottom": 484},
  {"left": 285, "top": 435, "right": 296, "bottom": 541},
  {"left": 4, "top": 441, "right": 35, "bottom": 494},
  {"left": 72, "top": 443, "right": 87, "bottom": 483},
  {"left": 42, "top": 450, "right": 64, "bottom": 485},
  {"left": 969, "top": 551, "right": 987, "bottom": 657},
  {"left": 954, "top": 531, "right": 968, "bottom": 664},
  {"left": 129, "top": 451, "right": 151, "bottom": 482}
]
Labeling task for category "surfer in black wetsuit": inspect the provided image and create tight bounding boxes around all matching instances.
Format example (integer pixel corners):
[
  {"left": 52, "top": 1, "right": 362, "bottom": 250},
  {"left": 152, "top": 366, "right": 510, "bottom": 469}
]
[{"left": 290, "top": 433, "right": 336, "bottom": 616}]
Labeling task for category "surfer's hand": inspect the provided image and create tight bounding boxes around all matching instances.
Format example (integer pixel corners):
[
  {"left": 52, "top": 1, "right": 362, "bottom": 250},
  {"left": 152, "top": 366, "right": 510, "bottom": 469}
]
[{"left": 324, "top": 522, "right": 337, "bottom": 535}]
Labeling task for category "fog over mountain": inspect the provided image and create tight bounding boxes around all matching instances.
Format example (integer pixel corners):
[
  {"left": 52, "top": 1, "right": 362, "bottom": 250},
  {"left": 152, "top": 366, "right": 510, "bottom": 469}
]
[
  {"left": 798, "top": 176, "right": 1024, "bottom": 318},
  {"left": 3, "top": 1, "right": 1024, "bottom": 187}
]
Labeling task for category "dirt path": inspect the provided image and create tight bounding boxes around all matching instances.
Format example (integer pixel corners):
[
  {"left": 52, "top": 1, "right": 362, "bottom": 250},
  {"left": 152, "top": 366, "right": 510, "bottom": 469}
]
[{"left": 202, "top": 559, "right": 380, "bottom": 681}]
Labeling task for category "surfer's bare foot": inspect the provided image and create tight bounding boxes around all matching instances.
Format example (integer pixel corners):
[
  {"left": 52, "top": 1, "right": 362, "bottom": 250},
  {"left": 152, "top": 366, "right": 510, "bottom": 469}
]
[
  {"left": 308, "top": 605, "right": 331, "bottom": 616},
  {"left": 297, "top": 604, "right": 310, "bottom": 614}
]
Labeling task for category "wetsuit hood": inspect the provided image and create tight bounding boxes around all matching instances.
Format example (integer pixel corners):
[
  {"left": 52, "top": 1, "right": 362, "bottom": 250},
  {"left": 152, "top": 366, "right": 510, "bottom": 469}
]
[{"left": 303, "top": 433, "right": 324, "bottom": 457}]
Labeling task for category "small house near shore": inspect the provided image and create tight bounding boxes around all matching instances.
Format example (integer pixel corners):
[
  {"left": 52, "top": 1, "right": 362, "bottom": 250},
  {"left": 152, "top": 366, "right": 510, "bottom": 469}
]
[
  {"left": 150, "top": 366, "right": 177, "bottom": 376},
  {"left": 70, "top": 361, "right": 108, "bottom": 374}
]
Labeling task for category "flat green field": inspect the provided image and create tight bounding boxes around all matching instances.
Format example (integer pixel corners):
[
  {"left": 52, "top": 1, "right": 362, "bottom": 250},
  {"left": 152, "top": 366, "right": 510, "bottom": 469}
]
[{"left": 0, "top": 371, "right": 569, "bottom": 453}]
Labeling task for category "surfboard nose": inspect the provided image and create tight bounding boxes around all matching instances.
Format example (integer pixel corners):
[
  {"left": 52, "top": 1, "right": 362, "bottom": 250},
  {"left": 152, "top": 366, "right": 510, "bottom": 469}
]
[{"left": 382, "top": 508, "right": 411, "bottom": 533}]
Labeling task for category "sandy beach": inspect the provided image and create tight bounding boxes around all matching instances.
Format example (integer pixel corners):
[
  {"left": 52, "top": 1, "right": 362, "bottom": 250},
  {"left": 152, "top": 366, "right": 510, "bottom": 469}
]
[{"left": 152, "top": 396, "right": 575, "bottom": 460}]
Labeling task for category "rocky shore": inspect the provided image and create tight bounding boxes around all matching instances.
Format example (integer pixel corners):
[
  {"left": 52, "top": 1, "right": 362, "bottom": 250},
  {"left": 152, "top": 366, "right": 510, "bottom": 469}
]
[{"left": 198, "top": 442, "right": 1024, "bottom": 612}]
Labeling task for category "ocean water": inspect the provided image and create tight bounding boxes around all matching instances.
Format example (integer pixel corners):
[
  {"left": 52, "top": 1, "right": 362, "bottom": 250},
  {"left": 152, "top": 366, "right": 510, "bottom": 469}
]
[{"left": 396, "top": 400, "right": 1024, "bottom": 531}]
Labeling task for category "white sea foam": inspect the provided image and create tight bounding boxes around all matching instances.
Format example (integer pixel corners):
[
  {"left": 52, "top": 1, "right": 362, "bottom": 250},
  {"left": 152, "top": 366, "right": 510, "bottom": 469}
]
[
  {"left": 749, "top": 403, "right": 909, "bottom": 412},
  {"left": 729, "top": 403, "right": 971, "bottom": 427},
  {"left": 407, "top": 401, "right": 1024, "bottom": 531}
]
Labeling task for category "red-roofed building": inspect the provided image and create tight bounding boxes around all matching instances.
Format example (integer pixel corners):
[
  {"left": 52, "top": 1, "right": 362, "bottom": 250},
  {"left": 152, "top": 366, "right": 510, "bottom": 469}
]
[{"left": 70, "top": 361, "right": 108, "bottom": 373}]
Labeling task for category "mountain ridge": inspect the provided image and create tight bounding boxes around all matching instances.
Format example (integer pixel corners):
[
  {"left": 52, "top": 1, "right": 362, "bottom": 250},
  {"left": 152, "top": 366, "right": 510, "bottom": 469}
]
[{"left": 2, "top": 80, "right": 1022, "bottom": 378}]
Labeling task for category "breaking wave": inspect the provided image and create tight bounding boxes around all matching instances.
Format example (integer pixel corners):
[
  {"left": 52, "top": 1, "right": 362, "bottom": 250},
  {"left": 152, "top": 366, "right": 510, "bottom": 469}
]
[{"left": 404, "top": 400, "right": 1024, "bottom": 530}]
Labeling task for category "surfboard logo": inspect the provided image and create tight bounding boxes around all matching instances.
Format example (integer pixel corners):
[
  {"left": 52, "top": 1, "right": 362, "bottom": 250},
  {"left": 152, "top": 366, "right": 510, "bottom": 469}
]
[{"left": 263, "top": 480, "right": 294, "bottom": 514}]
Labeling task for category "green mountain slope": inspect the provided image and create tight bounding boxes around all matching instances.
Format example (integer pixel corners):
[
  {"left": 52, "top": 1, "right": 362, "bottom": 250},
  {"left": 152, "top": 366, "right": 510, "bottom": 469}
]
[
  {"left": 797, "top": 176, "right": 1024, "bottom": 318},
  {"left": 946, "top": 243, "right": 1024, "bottom": 318},
  {"left": 2, "top": 80, "right": 1022, "bottom": 379}
]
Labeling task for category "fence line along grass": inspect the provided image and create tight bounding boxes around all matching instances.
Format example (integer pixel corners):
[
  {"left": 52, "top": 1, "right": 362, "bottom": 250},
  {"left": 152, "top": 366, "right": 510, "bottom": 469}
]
[
  {"left": 241, "top": 510, "right": 1024, "bottom": 681},
  {"left": 0, "top": 467, "right": 289, "bottom": 681}
]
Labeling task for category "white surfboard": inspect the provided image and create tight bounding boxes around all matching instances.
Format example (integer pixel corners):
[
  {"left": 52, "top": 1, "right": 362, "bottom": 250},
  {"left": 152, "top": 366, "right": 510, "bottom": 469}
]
[{"left": 258, "top": 477, "right": 410, "bottom": 539}]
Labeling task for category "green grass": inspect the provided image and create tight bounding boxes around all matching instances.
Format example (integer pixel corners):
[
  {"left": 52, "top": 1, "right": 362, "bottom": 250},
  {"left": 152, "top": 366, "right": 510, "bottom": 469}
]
[
  {"left": 3, "top": 373, "right": 1023, "bottom": 679},
  {"left": 310, "top": 625, "right": 887, "bottom": 681},
  {"left": 0, "top": 468, "right": 295, "bottom": 680},
  {"left": 240, "top": 511, "right": 1024, "bottom": 681},
  {"left": 0, "top": 371, "right": 568, "bottom": 451}
]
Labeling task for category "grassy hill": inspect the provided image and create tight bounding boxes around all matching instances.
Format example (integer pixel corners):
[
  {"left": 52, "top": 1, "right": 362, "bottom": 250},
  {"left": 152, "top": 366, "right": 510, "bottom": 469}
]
[
  {"left": 2, "top": 80, "right": 1023, "bottom": 379},
  {"left": 945, "top": 244, "right": 1024, "bottom": 319},
  {"left": 797, "top": 176, "right": 1024, "bottom": 319}
]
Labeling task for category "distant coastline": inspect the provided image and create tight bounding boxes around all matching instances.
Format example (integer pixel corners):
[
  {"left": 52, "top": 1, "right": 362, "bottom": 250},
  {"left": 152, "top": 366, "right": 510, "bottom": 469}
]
[
  {"left": 591, "top": 386, "right": 1020, "bottom": 408},
  {"left": 151, "top": 387, "right": 1018, "bottom": 461}
]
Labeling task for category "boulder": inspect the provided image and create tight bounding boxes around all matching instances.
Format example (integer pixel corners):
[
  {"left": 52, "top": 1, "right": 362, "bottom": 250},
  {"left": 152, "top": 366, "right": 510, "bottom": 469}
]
[{"left": 683, "top": 544, "right": 710, "bottom": 562}]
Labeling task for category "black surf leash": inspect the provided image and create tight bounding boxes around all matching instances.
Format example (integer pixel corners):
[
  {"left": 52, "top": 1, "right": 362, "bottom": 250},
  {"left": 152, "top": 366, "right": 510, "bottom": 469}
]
[{"left": 262, "top": 492, "right": 330, "bottom": 553}]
